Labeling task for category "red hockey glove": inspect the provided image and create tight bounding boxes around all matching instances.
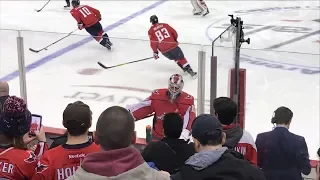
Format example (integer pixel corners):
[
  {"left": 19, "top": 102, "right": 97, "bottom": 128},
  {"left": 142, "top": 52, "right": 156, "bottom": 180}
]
[
  {"left": 78, "top": 23, "right": 84, "bottom": 30},
  {"left": 153, "top": 52, "right": 159, "bottom": 59}
]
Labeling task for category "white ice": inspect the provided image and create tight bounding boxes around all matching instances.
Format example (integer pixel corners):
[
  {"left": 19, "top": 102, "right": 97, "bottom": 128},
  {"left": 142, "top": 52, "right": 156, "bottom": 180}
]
[{"left": 0, "top": 1, "right": 319, "bottom": 160}]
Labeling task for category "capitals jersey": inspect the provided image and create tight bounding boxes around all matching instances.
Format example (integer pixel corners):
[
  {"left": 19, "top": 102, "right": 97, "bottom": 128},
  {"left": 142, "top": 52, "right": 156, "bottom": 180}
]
[
  {"left": 128, "top": 89, "right": 196, "bottom": 139},
  {"left": 32, "top": 141, "right": 99, "bottom": 180},
  {"left": 0, "top": 142, "right": 47, "bottom": 179},
  {"left": 148, "top": 23, "right": 179, "bottom": 53},
  {"left": 70, "top": 5, "right": 101, "bottom": 28}
]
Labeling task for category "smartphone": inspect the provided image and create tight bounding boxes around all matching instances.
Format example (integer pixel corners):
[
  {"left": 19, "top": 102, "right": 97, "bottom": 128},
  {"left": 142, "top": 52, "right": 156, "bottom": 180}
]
[{"left": 29, "top": 114, "right": 42, "bottom": 136}]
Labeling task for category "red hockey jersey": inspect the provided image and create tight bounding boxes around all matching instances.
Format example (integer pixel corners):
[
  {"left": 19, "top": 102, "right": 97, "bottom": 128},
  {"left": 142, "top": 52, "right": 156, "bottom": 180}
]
[
  {"left": 70, "top": 5, "right": 101, "bottom": 28},
  {"left": 32, "top": 141, "right": 100, "bottom": 180},
  {"left": 223, "top": 124, "right": 257, "bottom": 165},
  {"left": 148, "top": 23, "right": 179, "bottom": 53},
  {"left": 0, "top": 142, "right": 48, "bottom": 180},
  {"left": 128, "top": 89, "right": 196, "bottom": 139}
]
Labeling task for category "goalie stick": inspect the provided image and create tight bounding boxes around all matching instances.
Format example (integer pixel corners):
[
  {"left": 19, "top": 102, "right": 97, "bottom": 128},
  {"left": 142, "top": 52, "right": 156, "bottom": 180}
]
[
  {"left": 29, "top": 29, "right": 78, "bottom": 53},
  {"left": 35, "top": 0, "right": 51, "bottom": 12},
  {"left": 98, "top": 57, "right": 153, "bottom": 69}
]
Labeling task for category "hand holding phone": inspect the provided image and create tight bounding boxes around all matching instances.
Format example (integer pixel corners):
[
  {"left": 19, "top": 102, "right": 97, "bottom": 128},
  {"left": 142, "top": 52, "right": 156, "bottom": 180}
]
[{"left": 29, "top": 114, "right": 42, "bottom": 136}]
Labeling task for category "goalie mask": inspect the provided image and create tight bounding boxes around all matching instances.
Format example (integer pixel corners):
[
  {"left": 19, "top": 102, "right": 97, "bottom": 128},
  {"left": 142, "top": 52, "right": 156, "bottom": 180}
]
[{"left": 167, "top": 74, "right": 184, "bottom": 100}]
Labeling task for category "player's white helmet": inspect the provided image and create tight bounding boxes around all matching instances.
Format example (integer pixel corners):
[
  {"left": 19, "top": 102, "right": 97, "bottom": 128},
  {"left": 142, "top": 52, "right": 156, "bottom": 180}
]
[{"left": 168, "top": 74, "right": 184, "bottom": 100}]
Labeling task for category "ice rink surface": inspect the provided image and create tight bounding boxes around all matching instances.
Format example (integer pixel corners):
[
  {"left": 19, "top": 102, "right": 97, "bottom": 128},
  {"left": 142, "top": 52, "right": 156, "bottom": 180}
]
[{"left": 0, "top": 1, "right": 319, "bottom": 159}]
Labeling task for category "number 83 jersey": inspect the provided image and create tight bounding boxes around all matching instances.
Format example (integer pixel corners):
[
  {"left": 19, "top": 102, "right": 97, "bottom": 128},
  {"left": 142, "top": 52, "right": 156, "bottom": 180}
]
[{"left": 148, "top": 23, "right": 179, "bottom": 53}]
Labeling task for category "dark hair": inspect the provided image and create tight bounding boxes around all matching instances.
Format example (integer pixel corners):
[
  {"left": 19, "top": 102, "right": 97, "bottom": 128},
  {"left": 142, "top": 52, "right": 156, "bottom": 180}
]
[
  {"left": 63, "top": 101, "right": 92, "bottom": 136},
  {"left": 317, "top": 148, "right": 320, "bottom": 157},
  {"left": 96, "top": 106, "right": 134, "bottom": 150},
  {"left": 196, "top": 130, "right": 223, "bottom": 146},
  {"left": 272, "top": 106, "right": 293, "bottom": 125},
  {"left": 163, "top": 113, "right": 183, "bottom": 138},
  {"left": 213, "top": 97, "right": 237, "bottom": 125}
]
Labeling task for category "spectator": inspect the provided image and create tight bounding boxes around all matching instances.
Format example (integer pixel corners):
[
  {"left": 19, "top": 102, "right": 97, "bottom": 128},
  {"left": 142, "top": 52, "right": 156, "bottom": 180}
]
[
  {"left": 142, "top": 113, "right": 196, "bottom": 174},
  {"left": 49, "top": 131, "right": 94, "bottom": 149},
  {"left": 0, "top": 96, "right": 47, "bottom": 179},
  {"left": 170, "top": 114, "right": 265, "bottom": 180},
  {"left": 32, "top": 101, "right": 100, "bottom": 180},
  {"left": 316, "top": 148, "right": 320, "bottom": 180},
  {"left": 0, "top": 81, "right": 9, "bottom": 113},
  {"left": 68, "top": 106, "right": 170, "bottom": 180},
  {"left": 213, "top": 97, "right": 257, "bottom": 165},
  {"left": 255, "top": 106, "right": 311, "bottom": 180}
]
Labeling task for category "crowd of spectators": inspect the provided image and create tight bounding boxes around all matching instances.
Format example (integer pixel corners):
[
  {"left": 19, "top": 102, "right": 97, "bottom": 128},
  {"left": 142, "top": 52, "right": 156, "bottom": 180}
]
[{"left": 0, "top": 80, "right": 317, "bottom": 180}]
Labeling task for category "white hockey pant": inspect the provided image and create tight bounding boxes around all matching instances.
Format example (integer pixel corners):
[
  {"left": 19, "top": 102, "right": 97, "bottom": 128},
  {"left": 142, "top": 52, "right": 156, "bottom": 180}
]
[{"left": 190, "top": 0, "right": 208, "bottom": 13}]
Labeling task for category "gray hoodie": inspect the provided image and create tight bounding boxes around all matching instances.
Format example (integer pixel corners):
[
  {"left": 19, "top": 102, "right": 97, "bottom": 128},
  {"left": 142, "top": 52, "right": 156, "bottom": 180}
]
[
  {"left": 185, "top": 147, "right": 228, "bottom": 170},
  {"left": 66, "top": 146, "right": 170, "bottom": 180}
]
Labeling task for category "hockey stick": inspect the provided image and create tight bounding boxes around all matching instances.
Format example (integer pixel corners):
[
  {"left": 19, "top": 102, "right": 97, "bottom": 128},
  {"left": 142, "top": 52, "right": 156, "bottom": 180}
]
[
  {"left": 98, "top": 57, "right": 153, "bottom": 69},
  {"left": 29, "top": 29, "right": 78, "bottom": 53},
  {"left": 35, "top": 0, "right": 51, "bottom": 12}
]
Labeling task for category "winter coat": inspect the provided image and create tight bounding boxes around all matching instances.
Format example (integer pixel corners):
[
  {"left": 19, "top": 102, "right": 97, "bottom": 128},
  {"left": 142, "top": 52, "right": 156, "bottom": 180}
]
[
  {"left": 256, "top": 127, "right": 311, "bottom": 180},
  {"left": 66, "top": 146, "right": 170, "bottom": 180},
  {"left": 171, "top": 147, "right": 266, "bottom": 180},
  {"left": 141, "top": 137, "right": 196, "bottom": 174}
]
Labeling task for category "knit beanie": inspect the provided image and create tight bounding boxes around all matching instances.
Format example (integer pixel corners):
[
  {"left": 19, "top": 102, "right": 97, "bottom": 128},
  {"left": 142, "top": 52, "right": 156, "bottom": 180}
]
[{"left": 0, "top": 96, "right": 31, "bottom": 137}]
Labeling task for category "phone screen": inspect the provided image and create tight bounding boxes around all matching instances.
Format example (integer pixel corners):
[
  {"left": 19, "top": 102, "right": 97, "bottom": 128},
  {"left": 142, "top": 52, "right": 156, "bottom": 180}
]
[{"left": 30, "top": 114, "right": 42, "bottom": 135}]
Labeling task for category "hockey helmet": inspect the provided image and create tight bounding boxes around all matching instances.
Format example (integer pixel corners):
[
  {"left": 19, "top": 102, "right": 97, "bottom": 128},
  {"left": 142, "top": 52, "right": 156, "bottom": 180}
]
[
  {"left": 71, "top": 0, "right": 80, "bottom": 7},
  {"left": 167, "top": 74, "right": 184, "bottom": 100},
  {"left": 150, "top": 15, "right": 158, "bottom": 25}
]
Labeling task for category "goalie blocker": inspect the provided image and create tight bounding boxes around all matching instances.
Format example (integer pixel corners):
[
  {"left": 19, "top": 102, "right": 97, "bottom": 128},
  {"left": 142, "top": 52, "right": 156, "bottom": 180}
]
[{"left": 190, "top": 0, "right": 209, "bottom": 16}]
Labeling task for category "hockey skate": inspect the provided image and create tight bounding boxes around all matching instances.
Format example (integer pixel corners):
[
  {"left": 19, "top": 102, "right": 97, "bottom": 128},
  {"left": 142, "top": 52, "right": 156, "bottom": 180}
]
[
  {"left": 64, "top": 4, "right": 71, "bottom": 9},
  {"left": 202, "top": 9, "right": 210, "bottom": 17},
  {"left": 192, "top": 9, "right": 202, "bottom": 15},
  {"left": 184, "top": 65, "right": 198, "bottom": 79}
]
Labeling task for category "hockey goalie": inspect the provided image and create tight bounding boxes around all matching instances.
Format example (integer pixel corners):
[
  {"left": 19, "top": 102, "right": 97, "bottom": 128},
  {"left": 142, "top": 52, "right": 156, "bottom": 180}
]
[{"left": 190, "top": 0, "right": 209, "bottom": 16}]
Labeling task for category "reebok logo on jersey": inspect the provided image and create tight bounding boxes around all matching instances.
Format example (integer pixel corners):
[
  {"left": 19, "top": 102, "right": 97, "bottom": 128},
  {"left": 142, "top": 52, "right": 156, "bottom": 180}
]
[{"left": 68, "top": 153, "right": 85, "bottom": 159}]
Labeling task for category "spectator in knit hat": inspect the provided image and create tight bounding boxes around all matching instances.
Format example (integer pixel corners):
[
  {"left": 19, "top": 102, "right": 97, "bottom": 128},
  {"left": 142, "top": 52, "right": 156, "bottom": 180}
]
[
  {"left": 32, "top": 101, "right": 100, "bottom": 180},
  {"left": 213, "top": 97, "right": 257, "bottom": 165},
  {"left": 68, "top": 106, "right": 170, "bottom": 180},
  {"left": 256, "top": 106, "right": 311, "bottom": 180},
  {"left": 142, "top": 113, "right": 196, "bottom": 174},
  {"left": 0, "top": 96, "right": 47, "bottom": 179},
  {"left": 171, "top": 114, "right": 265, "bottom": 180},
  {"left": 0, "top": 81, "right": 9, "bottom": 114}
]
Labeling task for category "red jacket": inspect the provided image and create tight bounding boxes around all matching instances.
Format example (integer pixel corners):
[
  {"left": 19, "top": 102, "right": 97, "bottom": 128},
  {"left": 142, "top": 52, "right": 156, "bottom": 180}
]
[
  {"left": 0, "top": 142, "right": 48, "bottom": 179},
  {"left": 70, "top": 5, "right": 101, "bottom": 28},
  {"left": 128, "top": 88, "right": 196, "bottom": 139},
  {"left": 32, "top": 141, "right": 100, "bottom": 180},
  {"left": 148, "top": 23, "right": 178, "bottom": 53}
]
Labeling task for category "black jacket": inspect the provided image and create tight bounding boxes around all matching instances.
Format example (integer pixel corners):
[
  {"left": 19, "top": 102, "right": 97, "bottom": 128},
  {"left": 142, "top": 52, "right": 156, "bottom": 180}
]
[
  {"left": 141, "top": 137, "right": 196, "bottom": 174},
  {"left": 171, "top": 148, "right": 265, "bottom": 180},
  {"left": 256, "top": 127, "right": 311, "bottom": 180}
]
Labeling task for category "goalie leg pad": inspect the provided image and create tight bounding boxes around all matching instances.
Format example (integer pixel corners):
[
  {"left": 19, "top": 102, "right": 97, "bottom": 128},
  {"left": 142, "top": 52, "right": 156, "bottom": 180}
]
[
  {"left": 196, "top": 0, "right": 208, "bottom": 10},
  {"left": 190, "top": 0, "right": 202, "bottom": 14}
]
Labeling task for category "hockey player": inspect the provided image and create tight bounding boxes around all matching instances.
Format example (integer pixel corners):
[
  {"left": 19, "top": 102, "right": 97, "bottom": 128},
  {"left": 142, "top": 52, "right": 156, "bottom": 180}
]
[
  {"left": 70, "top": 0, "right": 112, "bottom": 50},
  {"left": 190, "top": 0, "right": 209, "bottom": 16},
  {"left": 148, "top": 15, "right": 197, "bottom": 78},
  {"left": 127, "top": 74, "right": 196, "bottom": 140}
]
